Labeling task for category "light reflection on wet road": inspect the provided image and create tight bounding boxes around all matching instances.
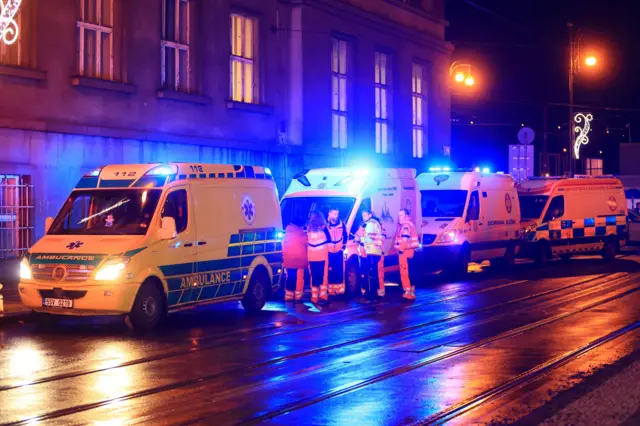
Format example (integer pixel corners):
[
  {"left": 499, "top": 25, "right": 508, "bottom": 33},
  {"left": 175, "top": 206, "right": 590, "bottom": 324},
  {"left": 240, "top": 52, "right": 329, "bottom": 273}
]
[{"left": 1, "top": 255, "right": 640, "bottom": 426}]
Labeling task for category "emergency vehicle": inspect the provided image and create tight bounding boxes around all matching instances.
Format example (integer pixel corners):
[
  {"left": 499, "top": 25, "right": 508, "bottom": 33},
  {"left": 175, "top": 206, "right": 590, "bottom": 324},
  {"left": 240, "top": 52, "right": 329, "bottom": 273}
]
[
  {"left": 18, "top": 163, "right": 283, "bottom": 330},
  {"left": 280, "top": 168, "right": 422, "bottom": 294},
  {"left": 518, "top": 176, "right": 628, "bottom": 262},
  {"left": 416, "top": 169, "right": 521, "bottom": 275}
]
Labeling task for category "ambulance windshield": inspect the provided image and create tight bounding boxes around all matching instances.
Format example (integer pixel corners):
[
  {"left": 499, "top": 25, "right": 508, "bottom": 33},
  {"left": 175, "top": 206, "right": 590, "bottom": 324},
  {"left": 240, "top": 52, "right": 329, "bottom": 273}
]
[
  {"left": 420, "top": 190, "right": 467, "bottom": 218},
  {"left": 49, "top": 189, "right": 162, "bottom": 235},
  {"left": 519, "top": 195, "right": 549, "bottom": 219},
  {"left": 281, "top": 196, "right": 356, "bottom": 227}
]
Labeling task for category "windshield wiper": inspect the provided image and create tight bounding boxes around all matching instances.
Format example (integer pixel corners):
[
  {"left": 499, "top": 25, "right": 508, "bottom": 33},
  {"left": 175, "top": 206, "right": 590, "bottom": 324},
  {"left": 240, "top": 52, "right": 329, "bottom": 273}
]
[{"left": 77, "top": 198, "right": 131, "bottom": 225}]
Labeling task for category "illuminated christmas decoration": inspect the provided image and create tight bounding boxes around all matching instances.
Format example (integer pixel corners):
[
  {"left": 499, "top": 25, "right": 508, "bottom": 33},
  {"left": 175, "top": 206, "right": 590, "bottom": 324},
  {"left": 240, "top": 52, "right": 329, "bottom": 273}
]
[
  {"left": 573, "top": 112, "right": 593, "bottom": 160},
  {"left": 0, "top": 0, "right": 22, "bottom": 46}
]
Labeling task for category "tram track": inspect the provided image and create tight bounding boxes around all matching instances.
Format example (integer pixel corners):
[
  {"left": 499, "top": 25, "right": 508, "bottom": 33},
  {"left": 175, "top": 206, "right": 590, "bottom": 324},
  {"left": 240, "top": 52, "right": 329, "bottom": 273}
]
[
  {"left": 2, "top": 272, "right": 637, "bottom": 426},
  {"left": 233, "top": 282, "right": 640, "bottom": 425}
]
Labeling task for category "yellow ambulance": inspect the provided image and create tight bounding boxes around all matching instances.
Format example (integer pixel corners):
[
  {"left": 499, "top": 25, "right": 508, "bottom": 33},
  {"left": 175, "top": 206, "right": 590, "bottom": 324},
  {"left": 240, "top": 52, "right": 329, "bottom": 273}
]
[{"left": 18, "top": 163, "right": 283, "bottom": 330}]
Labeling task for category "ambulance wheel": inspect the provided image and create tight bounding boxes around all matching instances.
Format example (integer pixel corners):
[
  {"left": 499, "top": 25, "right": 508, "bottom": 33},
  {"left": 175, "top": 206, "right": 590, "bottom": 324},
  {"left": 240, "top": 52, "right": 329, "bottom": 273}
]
[
  {"left": 498, "top": 244, "right": 516, "bottom": 270},
  {"left": 130, "top": 281, "right": 165, "bottom": 331},
  {"left": 602, "top": 239, "right": 618, "bottom": 262},
  {"left": 242, "top": 269, "right": 268, "bottom": 313},
  {"left": 449, "top": 245, "right": 470, "bottom": 279},
  {"left": 535, "top": 241, "right": 550, "bottom": 265}
]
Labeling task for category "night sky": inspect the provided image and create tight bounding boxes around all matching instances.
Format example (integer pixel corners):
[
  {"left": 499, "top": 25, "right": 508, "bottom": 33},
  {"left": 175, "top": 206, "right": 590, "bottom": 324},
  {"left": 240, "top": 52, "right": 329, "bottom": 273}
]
[{"left": 446, "top": 0, "right": 640, "bottom": 174}]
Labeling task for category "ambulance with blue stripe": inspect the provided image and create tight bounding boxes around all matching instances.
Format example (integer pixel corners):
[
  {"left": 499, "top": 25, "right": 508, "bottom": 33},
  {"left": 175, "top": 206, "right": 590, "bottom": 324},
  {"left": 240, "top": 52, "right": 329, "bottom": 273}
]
[
  {"left": 518, "top": 176, "right": 628, "bottom": 262},
  {"left": 18, "top": 163, "right": 283, "bottom": 330}
]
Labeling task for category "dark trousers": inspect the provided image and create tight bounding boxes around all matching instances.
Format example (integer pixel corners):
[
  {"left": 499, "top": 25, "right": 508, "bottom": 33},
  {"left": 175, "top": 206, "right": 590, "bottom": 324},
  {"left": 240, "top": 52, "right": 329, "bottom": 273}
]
[
  {"left": 309, "top": 261, "right": 326, "bottom": 288},
  {"left": 328, "top": 251, "right": 344, "bottom": 283},
  {"left": 363, "top": 254, "right": 381, "bottom": 298}
]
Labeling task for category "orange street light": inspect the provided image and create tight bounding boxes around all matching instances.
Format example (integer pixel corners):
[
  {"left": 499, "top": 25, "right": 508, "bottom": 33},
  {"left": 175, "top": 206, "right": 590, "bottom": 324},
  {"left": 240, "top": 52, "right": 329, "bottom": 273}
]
[
  {"left": 464, "top": 76, "right": 475, "bottom": 86},
  {"left": 585, "top": 56, "right": 597, "bottom": 67},
  {"left": 449, "top": 61, "right": 477, "bottom": 88},
  {"left": 455, "top": 73, "right": 465, "bottom": 83}
]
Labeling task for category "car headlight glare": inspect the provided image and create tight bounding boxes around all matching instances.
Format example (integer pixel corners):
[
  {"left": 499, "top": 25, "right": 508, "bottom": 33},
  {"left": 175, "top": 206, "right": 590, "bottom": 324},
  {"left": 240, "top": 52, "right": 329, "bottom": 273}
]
[
  {"left": 19, "top": 259, "right": 32, "bottom": 280},
  {"left": 437, "top": 229, "right": 459, "bottom": 244},
  {"left": 95, "top": 259, "right": 128, "bottom": 281}
]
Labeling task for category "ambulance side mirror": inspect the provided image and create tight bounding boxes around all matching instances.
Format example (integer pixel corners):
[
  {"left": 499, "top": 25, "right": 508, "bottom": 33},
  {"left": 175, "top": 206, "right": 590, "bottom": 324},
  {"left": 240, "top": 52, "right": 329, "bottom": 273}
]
[
  {"left": 44, "top": 217, "right": 54, "bottom": 234},
  {"left": 160, "top": 217, "right": 177, "bottom": 240}
]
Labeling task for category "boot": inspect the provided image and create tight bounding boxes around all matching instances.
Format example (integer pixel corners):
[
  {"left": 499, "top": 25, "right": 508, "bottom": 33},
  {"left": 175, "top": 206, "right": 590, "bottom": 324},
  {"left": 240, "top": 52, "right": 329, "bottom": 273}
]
[{"left": 285, "top": 290, "right": 295, "bottom": 302}]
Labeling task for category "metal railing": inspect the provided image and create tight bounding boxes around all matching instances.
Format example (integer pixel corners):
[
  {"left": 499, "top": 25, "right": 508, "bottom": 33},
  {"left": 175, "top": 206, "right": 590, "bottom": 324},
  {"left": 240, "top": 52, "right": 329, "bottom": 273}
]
[{"left": 0, "top": 174, "right": 34, "bottom": 260}]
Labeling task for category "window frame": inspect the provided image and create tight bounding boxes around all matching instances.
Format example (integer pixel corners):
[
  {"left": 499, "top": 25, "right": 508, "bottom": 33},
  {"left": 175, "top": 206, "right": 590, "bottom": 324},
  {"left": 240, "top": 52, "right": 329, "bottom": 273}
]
[
  {"left": 230, "top": 13, "right": 258, "bottom": 104},
  {"left": 77, "top": 0, "right": 114, "bottom": 80},
  {"left": 543, "top": 195, "right": 565, "bottom": 223},
  {"left": 466, "top": 190, "right": 480, "bottom": 222},
  {"left": 374, "top": 51, "right": 392, "bottom": 155},
  {"left": 161, "top": 189, "right": 189, "bottom": 234},
  {"left": 161, "top": 0, "right": 191, "bottom": 92},
  {"left": 412, "top": 63, "right": 427, "bottom": 158},
  {"left": 331, "top": 38, "right": 348, "bottom": 150}
]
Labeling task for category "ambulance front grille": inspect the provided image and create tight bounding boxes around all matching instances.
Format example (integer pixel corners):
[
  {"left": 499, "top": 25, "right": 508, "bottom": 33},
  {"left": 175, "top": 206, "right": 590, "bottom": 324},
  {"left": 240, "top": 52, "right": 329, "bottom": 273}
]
[
  {"left": 422, "top": 234, "right": 437, "bottom": 245},
  {"left": 31, "top": 264, "right": 95, "bottom": 282}
]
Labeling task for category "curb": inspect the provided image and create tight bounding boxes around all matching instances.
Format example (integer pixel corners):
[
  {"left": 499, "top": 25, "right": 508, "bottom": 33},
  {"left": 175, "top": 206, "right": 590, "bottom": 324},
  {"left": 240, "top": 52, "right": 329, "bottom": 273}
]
[{"left": 0, "top": 282, "right": 32, "bottom": 324}]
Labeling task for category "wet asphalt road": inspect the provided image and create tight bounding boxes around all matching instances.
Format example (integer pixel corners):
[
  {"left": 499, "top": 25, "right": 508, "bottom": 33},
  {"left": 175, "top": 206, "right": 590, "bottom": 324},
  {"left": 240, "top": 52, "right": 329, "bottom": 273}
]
[{"left": 2, "top": 255, "right": 640, "bottom": 426}]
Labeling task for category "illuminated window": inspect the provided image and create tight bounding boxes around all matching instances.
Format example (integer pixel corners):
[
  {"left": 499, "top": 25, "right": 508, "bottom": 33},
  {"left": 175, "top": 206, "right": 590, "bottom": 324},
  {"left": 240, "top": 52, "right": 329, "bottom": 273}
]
[
  {"left": 586, "top": 158, "right": 603, "bottom": 176},
  {"left": 230, "top": 14, "right": 257, "bottom": 103},
  {"left": 332, "top": 39, "right": 348, "bottom": 149},
  {"left": 162, "top": 0, "right": 190, "bottom": 92},
  {"left": 375, "top": 52, "right": 391, "bottom": 154},
  {"left": 0, "top": 174, "right": 33, "bottom": 259},
  {"left": 412, "top": 63, "right": 427, "bottom": 158},
  {"left": 77, "top": 0, "right": 114, "bottom": 80},
  {"left": 0, "top": 5, "right": 24, "bottom": 67}
]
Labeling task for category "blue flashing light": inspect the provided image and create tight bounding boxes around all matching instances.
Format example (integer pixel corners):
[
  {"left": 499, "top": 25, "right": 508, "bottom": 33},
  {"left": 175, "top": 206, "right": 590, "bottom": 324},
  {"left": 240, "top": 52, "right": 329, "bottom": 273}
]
[
  {"left": 276, "top": 231, "right": 284, "bottom": 240},
  {"left": 265, "top": 167, "right": 272, "bottom": 176},
  {"left": 146, "top": 165, "right": 177, "bottom": 176},
  {"left": 482, "top": 167, "right": 490, "bottom": 173},
  {"left": 443, "top": 167, "right": 451, "bottom": 172},
  {"left": 429, "top": 167, "right": 443, "bottom": 172},
  {"left": 474, "top": 167, "right": 481, "bottom": 172},
  {"left": 85, "top": 167, "right": 103, "bottom": 177}
]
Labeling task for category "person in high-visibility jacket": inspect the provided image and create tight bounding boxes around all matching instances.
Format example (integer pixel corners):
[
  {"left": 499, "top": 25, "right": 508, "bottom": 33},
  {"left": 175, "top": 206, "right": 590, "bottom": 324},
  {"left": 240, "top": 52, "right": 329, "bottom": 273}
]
[
  {"left": 377, "top": 221, "right": 387, "bottom": 297},
  {"left": 307, "top": 211, "right": 331, "bottom": 305},
  {"left": 394, "top": 208, "right": 420, "bottom": 300},
  {"left": 326, "top": 208, "right": 348, "bottom": 297},
  {"left": 283, "top": 217, "right": 308, "bottom": 302},
  {"left": 361, "top": 209, "right": 383, "bottom": 301}
]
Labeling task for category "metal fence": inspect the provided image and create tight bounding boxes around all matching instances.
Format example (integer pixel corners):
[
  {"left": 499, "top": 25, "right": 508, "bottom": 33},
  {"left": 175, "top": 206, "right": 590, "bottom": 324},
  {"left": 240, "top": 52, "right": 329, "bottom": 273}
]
[{"left": 0, "top": 174, "right": 34, "bottom": 260}]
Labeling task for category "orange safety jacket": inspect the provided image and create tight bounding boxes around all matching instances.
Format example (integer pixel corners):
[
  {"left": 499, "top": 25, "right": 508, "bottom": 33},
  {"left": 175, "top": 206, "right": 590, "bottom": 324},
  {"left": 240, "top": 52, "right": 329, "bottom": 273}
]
[
  {"left": 394, "top": 220, "right": 419, "bottom": 258},
  {"left": 327, "top": 220, "right": 348, "bottom": 253},
  {"left": 307, "top": 227, "right": 331, "bottom": 262},
  {"left": 283, "top": 223, "right": 308, "bottom": 269}
]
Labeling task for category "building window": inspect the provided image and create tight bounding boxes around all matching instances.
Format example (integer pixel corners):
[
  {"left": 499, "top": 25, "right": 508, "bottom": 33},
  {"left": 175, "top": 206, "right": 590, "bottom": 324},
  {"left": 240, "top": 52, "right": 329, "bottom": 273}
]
[
  {"left": 77, "top": 0, "right": 114, "bottom": 80},
  {"left": 375, "top": 52, "right": 391, "bottom": 154},
  {"left": 0, "top": 6, "right": 23, "bottom": 67},
  {"left": 0, "top": 174, "right": 33, "bottom": 260},
  {"left": 412, "top": 63, "right": 427, "bottom": 158},
  {"left": 161, "top": 0, "right": 190, "bottom": 92},
  {"left": 332, "top": 39, "right": 348, "bottom": 149},
  {"left": 230, "top": 13, "right": 257, "bottom": 103},
  {"left": 586, "top": 158, "right": 603, "bottom": 176}
]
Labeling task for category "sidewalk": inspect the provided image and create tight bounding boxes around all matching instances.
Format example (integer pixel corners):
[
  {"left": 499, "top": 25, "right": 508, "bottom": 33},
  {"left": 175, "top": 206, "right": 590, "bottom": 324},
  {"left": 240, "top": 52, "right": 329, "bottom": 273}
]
[{"left": 0, "top": 258, "right": 31, "bottom": 322}]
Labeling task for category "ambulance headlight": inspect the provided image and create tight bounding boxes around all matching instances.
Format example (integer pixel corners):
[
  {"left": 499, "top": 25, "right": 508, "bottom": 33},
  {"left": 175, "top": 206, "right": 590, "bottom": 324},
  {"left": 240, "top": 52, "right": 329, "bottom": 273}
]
[
  {"left": 95, "top": 258, "right": 129, "bottom": 281},
  {"left": 436, "top": 230, "right": 459, "bottom": 244},
  {"left": 19, "top": 259, "right": 32, "bottom": 280}
]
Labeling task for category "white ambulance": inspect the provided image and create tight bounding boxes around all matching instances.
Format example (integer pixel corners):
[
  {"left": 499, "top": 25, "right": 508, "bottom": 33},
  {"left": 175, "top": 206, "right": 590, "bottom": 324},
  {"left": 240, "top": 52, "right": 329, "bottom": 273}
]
[
  {"left": 416, "top": 169, "right": 521, "bottom": 275},
  {"left": 518, "top": 176, "right": 628, "bottom": 262},
  {"left": 18, "top": 163, "right": 283, "bottom": 330},
  {"left": 280, "top": 168, "right": 422, "bottom": 293}
]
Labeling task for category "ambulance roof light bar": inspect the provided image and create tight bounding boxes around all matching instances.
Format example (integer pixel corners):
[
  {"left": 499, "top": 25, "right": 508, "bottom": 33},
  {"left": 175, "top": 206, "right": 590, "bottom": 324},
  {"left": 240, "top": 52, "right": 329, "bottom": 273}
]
[
  {"left": 146, "top": 164, "right": 178, "bottom": 176},
  {"left": 84, "top": 167, "right": 104, "bottom": 177}
]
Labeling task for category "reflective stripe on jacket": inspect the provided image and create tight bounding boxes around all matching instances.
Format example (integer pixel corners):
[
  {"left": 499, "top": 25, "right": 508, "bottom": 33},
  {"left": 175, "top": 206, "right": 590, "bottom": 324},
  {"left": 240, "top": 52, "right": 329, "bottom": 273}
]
[
  {"left": 327, "top": 220, "right": 347, "bottom": 253},
  {"left": 362, "top": 218, "right": 383, "bottom": 256},
  {"left": 307, "top": 227, "right": 330, "bottom": 262},
  {"left": 283, "top": 224, "right": 308, "bottom": 269}
]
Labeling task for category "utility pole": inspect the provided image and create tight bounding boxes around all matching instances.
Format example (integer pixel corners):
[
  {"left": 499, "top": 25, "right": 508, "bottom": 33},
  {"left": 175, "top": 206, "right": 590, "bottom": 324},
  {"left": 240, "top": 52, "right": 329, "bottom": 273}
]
[
  {"left": 568, "top": 22, "right": 575, "bottom": 176},
  {"left": 543, "top": 104, "right": 549, "bottom": 175}
]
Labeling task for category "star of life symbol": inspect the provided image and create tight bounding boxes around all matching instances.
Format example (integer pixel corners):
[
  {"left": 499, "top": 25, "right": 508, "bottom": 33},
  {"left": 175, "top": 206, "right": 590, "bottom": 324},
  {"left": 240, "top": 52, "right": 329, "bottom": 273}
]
[
  {"left": 66, "top": 241, "right": 84, "bottom": 250},
  {"left": 0, "top": 0, "right": 22, "bottom": 46},
  {"left": 241, "top": 195, "right": 256, "bottom": 225}
]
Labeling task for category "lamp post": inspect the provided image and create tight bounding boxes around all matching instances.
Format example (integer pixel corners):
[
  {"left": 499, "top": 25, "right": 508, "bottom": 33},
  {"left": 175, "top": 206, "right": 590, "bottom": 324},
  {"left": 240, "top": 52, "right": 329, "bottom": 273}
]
[
  {"left": 568, "top": 22, "right": 597, "bottom": 176},
  {"left": 449, "top": 61, "right": 476, "bottom": 87}
]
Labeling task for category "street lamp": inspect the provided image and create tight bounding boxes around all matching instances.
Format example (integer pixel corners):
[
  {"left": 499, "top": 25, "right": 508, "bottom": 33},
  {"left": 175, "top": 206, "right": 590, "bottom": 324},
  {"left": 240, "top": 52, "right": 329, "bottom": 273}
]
[
  {"left": 450, "top": 61, "right": 476, "bottom": 87},
  {"left": 568, "top": 22, "right": 598, "bottom": 175}
]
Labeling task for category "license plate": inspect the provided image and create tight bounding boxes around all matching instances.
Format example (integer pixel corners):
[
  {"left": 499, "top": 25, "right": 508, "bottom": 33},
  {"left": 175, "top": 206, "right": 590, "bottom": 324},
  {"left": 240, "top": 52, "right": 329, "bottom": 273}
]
[{"left": 42, "top": 298, "right": 73, "bottom": 308}]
